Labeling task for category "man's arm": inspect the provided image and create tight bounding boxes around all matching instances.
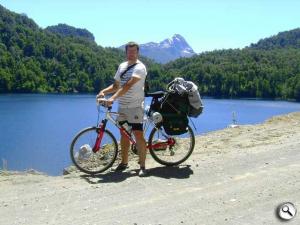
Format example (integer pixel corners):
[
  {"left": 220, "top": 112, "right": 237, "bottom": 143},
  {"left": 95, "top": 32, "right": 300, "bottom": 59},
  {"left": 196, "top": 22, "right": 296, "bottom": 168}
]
[
  {"left": 106, "top": 76, "right": 141, "bottom": 105},
  {"left": 97, "top": 80, "right": 120, "bottom": 98}
]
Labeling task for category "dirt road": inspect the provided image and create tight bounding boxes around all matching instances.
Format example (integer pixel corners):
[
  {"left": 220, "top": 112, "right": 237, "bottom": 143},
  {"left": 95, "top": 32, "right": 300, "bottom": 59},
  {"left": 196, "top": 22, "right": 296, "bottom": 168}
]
[{"left": 1, "top": 112, "right": 300, "bottom": 225}]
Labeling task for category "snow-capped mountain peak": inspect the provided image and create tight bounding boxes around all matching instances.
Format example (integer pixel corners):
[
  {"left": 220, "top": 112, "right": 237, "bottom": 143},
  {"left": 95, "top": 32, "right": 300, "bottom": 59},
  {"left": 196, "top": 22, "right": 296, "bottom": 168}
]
[
  {"left": 119, "top": 34, "right": 196, "bottom": 63},
  {"left": 139, "top": 34, "right": 196, "bottom": 63}
]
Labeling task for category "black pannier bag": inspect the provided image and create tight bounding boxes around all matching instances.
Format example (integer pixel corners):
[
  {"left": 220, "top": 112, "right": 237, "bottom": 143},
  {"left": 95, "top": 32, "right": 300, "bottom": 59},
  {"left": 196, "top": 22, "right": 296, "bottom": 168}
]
[{"left": 159, "top": 91, "right": 189, "bottom": 135}]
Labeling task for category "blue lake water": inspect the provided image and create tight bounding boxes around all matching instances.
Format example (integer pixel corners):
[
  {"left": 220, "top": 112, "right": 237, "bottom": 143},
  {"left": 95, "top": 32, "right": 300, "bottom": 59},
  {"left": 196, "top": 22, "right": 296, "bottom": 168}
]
[{"left": 1, "top": 94, "right": 300, "bottom": 176}]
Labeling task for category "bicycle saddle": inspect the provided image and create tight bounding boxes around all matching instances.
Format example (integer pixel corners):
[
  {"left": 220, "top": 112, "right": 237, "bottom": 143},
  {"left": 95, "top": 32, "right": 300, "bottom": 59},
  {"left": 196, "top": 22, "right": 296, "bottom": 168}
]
[{"left": 145, "top": 91, "right": 165, "bottom": 98}]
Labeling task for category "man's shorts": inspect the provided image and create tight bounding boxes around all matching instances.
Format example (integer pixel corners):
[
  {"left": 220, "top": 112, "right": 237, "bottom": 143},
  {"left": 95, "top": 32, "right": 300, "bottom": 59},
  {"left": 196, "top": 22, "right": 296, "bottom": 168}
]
[{"left": 117, "top": 107, "right": 144, "bottom": 131}]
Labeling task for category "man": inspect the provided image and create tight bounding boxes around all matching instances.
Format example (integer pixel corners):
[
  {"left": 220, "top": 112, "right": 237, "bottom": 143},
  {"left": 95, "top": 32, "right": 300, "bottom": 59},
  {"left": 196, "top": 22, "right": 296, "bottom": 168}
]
[{"left": 96, "top": 42, "right": 147, "bottom": 177}]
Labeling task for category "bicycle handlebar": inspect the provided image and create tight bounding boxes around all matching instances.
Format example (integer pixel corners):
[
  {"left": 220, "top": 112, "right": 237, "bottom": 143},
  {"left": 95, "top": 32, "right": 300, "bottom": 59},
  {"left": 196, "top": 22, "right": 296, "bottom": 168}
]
[{"left": 96, "top": 97, "right": 112, "bottom": 110}]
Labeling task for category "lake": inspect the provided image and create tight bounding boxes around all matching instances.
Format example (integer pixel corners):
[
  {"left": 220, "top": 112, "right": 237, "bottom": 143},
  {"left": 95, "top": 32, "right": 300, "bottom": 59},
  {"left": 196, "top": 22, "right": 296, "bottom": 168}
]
[{"left": 1, "top": 94, "right": 300, "bottom": 176}]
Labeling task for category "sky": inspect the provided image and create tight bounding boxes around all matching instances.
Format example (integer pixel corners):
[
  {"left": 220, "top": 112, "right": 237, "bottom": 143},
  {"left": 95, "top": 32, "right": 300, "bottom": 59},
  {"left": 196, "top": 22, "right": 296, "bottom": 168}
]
[{"left": 0, "top": 0, "right": 300, "bottom": 53}]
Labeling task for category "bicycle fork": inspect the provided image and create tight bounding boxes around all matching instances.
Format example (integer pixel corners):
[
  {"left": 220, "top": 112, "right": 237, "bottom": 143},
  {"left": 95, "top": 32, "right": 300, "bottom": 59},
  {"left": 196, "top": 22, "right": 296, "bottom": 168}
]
[
  {"left": 92, "top": 119, "right": 108, "bottom": 153},
  {"left": 92, "top": 118, "right": 137, "bottom": 153}
]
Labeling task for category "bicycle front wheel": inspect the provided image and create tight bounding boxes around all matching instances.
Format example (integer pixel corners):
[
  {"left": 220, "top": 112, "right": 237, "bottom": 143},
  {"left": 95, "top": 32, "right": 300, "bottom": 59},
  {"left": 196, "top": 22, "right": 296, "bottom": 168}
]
[
  {"left": 148, "top": 124, "right": 195, "bottom": 166},
  {"left": 70, "top": 127, "right": 118, "bottom": 174}
]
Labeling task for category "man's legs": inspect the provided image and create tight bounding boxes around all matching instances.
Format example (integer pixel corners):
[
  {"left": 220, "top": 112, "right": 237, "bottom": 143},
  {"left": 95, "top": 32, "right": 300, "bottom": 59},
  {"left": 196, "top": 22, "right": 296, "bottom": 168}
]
[
  {"left": 120, "top": 129, "right": 130, "bottom": 164},
  {"left": 133, "top": 129, "right": 147, "bottom": 176},
  {"left": 116, "top": 107, "right": 147, "bottom": 175},
  {"left": 133, "top": 130, "right": 147, "bottom": 167},
  {"left": 115, "top": 107, "right": 130, "bottom": 170}
]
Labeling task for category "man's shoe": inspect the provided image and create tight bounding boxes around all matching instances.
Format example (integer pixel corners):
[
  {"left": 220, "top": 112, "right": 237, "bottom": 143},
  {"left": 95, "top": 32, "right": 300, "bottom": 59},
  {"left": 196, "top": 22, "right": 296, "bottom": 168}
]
[
  {"left": 113, "top": 163, "right": 128, "bottom": 171},
  {"left": 138, "top": 167, "right": 147, "bottom": 177}
]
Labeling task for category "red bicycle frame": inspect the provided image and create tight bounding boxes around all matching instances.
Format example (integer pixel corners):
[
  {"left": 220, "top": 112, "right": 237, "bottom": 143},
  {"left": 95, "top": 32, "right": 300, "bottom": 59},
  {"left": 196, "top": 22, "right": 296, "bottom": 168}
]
[{"left": 92, "top": 118, "right": 175, "bottom": 153}]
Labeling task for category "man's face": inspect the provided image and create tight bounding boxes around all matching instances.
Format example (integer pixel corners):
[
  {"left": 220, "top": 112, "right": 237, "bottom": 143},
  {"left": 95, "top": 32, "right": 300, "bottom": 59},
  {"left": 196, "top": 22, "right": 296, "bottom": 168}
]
[{"left": 126, "top": 46, "right": 138, "bottom": 61}]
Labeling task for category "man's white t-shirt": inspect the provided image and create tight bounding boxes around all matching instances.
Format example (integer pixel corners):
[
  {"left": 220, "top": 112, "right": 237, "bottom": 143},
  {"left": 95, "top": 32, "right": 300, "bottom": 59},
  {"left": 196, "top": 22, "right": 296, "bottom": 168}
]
[{"left": 114, "top": 60, "right": 147, "bottom": 108}]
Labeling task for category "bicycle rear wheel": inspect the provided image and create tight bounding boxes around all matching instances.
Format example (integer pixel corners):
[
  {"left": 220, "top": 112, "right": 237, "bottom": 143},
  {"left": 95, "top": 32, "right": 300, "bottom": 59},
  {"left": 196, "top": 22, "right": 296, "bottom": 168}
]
[
  {"left": 70, "top": 127, "right": 118, "bottom": 174},
  {"left": 148, "top": 124, "right": 195, "bottom": 166}
]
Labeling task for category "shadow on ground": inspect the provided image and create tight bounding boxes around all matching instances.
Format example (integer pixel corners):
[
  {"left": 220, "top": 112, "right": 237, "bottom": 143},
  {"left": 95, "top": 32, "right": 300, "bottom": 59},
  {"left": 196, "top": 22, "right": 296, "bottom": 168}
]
[
  {"left": 146, "top": 165, "right": 194, "bottom": 179},
  {"left": 80, "top": 165, "right": 194, "bottom": 184}
]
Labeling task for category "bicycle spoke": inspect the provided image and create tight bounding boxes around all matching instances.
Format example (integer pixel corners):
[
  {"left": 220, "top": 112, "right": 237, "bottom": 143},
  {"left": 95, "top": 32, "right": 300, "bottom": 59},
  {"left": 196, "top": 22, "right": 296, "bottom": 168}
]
[
  {"left": 70, "top": 128, "right": 118, "bottom": 174},
  {"left": 149, "top": 125, "right": 195, "bottom": 166}
]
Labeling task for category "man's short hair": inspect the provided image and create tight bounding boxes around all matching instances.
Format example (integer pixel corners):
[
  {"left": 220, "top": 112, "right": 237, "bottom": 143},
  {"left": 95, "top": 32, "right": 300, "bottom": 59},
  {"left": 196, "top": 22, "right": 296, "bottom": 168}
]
[{"left": 125, "top": 41, "right": 139, "bottom": 52}]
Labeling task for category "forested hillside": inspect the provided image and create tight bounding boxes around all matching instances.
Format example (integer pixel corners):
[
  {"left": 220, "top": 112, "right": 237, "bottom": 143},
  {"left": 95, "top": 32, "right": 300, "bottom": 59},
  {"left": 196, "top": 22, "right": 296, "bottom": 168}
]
[
  {"left": 0, "top": 5, "right": 156, "bottom": 93},
  {"left": 249, "top": 28, "right": 300, "bottom": 50},
  {"left": 45, "top": 23, "right": 95, "bottom": 42},
  {"left": 0, "top": 4, "right": 300, "bottom": 101},
  {"left": 158, "top": 48, "right": 300, "bottom": 100},
  {"left": 154, "top": 29, "right": 300, "bottom": 100}
]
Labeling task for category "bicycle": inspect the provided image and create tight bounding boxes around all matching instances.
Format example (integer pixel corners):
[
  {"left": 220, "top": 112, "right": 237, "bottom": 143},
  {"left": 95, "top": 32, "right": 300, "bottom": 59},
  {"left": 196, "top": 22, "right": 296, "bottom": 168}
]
[{"left": 70, "top": 91, "right": 195, "bottom": 175}]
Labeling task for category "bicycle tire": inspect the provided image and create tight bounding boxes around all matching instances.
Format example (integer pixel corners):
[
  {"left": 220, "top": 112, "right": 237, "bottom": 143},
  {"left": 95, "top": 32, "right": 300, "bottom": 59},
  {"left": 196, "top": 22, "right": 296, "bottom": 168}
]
[
  {"left": 70, "top": 127, "right": 118, "bottom": 174},
  {"left": 148, "top": 124, "right": 195, "bottom": 166}
]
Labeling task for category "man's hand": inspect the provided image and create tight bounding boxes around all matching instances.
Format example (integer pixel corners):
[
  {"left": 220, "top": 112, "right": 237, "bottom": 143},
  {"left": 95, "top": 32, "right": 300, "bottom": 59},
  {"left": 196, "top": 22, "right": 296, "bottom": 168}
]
[
  {"left": 96, "top": 91, "right": 105, "bottom": 99},
  {"left": 106, "top": 97, "right": 114, "bottom": 107},
  {"left": 96, "top": 97, "right": 114, "bottom": 107}
]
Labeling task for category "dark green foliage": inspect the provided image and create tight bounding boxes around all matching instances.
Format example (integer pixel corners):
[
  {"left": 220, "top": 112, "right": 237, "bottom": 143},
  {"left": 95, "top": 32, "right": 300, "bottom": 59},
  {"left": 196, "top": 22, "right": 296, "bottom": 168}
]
[
  {"left": 249, "top": 28, "right": 300, "bottom": 50},
  {"left": 158, "top": 48, "right": 300, "bottom": 101},
  {"left": 0, "top": 4, "right": 300, "bottom": 102},
  {"left": 45, "top": 24, "right": 95, "bottom": 42},
  {"left": 148, "top": 29, "right": 300, "bottom": 101},
  {"left": 0, "top": 4, "right": 161, "bottom": 94},
  {"left": 0, "top": 4, "right": 145, "bottom": 94}
]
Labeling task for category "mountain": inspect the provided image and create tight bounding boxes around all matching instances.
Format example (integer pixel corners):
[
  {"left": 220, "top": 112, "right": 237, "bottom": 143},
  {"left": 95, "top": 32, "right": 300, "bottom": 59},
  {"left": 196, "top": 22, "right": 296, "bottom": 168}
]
[
  {"left": 248, "top": 28, "right": 300, "bottom": 50},
  {"left": 120, "top": 34, "right": 196, "bottom": 64},
  {"left": 45, "top": 24, "right": 95, "bottom": 42}
]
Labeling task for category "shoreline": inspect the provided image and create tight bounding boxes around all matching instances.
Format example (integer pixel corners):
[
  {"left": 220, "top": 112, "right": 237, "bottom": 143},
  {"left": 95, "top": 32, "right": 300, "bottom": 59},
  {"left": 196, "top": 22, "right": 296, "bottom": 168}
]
[
  {"left": 1, "top": 111, "right": 299, "bottom": 224},
  {"left": 1, "top": 92, "right": 300, "bottom": 103},
  {"left": 1, "top": 111, "right": 299, "bottom": 177}
]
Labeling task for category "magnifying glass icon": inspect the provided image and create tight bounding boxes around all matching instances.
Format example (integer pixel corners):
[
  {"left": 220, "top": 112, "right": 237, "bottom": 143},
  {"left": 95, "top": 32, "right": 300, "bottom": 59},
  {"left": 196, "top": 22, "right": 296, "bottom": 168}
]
[
  {"left": 282, "top": 205, "right": 294, "bottom": 217},
  {"left": 277, "top": 202, "right": 297, "bottom": 221}
]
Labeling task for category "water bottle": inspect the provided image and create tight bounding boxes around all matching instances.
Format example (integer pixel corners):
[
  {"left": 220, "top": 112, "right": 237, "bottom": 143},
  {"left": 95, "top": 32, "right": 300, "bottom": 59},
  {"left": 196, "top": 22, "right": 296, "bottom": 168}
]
[
  {"left": 123, "top": 122, "right": 132, "bottom": 134},
  {"left": 144, "top": 105, "right": 150, "bottom": 120}
]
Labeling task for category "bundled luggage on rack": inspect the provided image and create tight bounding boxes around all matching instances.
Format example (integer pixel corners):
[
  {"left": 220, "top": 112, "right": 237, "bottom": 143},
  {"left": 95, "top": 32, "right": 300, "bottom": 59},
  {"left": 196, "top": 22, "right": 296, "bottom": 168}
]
[{"left": 149, "top": 77, "right": 204, "bottom": 135}]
